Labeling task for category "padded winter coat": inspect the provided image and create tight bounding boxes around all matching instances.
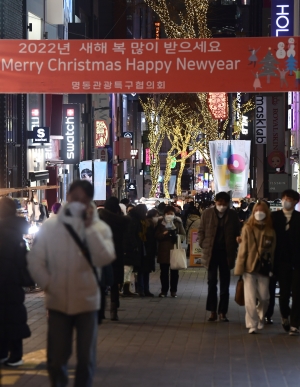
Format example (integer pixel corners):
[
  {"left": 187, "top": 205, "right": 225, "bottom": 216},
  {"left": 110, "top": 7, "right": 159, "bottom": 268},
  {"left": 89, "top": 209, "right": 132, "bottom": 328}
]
[
  {"left": 198, "top": 207, "right": 240, "bottom": 269},
  {"left": 155, "top": 217, "right": 186, "bottom": 264},
  {"left": 27, "top": 204, "right": 115, "bottom": 315}
]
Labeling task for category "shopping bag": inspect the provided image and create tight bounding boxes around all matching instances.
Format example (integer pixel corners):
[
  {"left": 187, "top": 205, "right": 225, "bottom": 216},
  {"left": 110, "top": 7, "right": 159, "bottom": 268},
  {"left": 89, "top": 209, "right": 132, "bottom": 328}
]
[
  {"left": 170, "top": 235, "right": 187, "bottom": 270},
  {"left": 235, "top": 276, "right": 245, "bottom": 306}
]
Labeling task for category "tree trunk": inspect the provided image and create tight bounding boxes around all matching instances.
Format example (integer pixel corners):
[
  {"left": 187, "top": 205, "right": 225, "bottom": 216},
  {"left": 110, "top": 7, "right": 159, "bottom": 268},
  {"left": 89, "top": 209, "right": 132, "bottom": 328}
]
[
  {"left": 176, "top": 159, "right": 186, "bottom": 196},
  {"left": 163, "top": 154, "right": 174, "bottom": 198},
  {"left": 150, "top": 153, "right": 160, "bottom": 198}
]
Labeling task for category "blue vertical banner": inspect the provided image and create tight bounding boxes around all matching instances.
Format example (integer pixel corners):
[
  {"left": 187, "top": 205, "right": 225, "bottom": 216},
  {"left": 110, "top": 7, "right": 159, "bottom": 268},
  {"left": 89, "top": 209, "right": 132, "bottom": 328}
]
[{"left": 271, "top": 0, "right": 294, "bottom": 37}]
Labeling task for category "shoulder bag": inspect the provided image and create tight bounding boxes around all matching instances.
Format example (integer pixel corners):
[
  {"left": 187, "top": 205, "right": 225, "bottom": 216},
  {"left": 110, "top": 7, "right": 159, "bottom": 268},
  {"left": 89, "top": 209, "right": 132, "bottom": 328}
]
[
  {"left": 234, "top": 276, "right": 245, "bottom": 306},
  {"left": 252, "top": 230, "right": 272, "bottom": 277},
  {"left": 64, "top": 223, "right": 101, "bottom": 287},
  {"left": 170, "top": 234, "right": 187, "bottom": 270}
]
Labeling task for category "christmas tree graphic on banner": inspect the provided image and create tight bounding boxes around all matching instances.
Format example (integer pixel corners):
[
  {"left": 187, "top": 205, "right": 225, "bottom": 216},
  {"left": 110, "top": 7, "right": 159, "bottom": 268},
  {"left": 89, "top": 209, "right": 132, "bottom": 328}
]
[
  {"left": 258, "top": 48, "right": 279, "bottom": 83},
  {"left": 286, "top": 55, "right": 298, "bottom": 75}
]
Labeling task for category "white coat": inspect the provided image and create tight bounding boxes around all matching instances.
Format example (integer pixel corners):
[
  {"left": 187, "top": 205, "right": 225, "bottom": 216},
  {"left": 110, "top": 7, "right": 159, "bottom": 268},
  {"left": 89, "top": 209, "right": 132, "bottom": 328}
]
[{"left": 27, "top": 204, "right": 115, "bottom": 315}]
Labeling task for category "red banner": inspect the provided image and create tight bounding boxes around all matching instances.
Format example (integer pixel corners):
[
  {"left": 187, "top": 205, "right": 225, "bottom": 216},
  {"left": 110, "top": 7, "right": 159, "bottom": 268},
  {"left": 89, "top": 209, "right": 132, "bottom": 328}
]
[{"left": 0, "top": 38, "right": 299, "bottom": 93}]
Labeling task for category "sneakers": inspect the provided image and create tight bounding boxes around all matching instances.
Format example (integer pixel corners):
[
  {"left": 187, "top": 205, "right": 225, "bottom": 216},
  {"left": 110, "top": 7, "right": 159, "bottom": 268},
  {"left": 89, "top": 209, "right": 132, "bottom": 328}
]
[
  {"left": 208, "top": 312, "right": 218, "bottom": 322},
  {"left": 265, "top": 317, "right": 273, "bottom": 325},
  {"left": 171, "top": 292, "right": 177, "bottom": 298},
  {"left": 281, "top": 318, "right": 290, "bottom": 332},
  {"left": 219, "top": 314, "right": 229, "bottom": 322},
  {"left": 159, "top": 293, "right": 167, "bottom": 298},
  {"left": 4, "top": 359, "right": 24, "bottom": 367},
  {"left": 249, "top": 328, "right": 257, "bottom": 334},
  {"left": 289, "top": 327, "right": 300, "bottom": 336},
  {"left": 258, "top": 320, "right": 264, "bottom": 330}
]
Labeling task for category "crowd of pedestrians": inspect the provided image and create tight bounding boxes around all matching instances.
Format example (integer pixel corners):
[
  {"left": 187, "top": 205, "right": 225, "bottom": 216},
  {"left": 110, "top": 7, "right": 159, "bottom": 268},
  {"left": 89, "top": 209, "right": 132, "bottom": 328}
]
[{"left": 0, "top": 180, "right": 300, "bottom": 387}]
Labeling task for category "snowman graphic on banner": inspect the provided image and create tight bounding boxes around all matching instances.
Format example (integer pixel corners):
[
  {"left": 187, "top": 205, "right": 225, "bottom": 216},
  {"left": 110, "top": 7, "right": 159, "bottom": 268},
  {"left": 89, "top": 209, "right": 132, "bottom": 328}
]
[
  {"left": 276, "top": 42, "right": 286, "bottom": 59},
  {"left": 287, "top": 38, "right": 296, "bottom": 58}
]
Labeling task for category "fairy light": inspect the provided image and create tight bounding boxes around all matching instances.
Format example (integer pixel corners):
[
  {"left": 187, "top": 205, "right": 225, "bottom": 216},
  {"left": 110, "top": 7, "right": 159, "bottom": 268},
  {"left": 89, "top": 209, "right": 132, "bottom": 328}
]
[{"left": 141, "top": 0, "right": 255, "bottom": 195}]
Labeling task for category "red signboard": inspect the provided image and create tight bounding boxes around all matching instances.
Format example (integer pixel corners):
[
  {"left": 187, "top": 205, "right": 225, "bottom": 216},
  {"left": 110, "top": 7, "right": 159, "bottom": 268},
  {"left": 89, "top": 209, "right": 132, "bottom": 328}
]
[{"left": 0, "top": 38, "right": 299, "bottom": 93}]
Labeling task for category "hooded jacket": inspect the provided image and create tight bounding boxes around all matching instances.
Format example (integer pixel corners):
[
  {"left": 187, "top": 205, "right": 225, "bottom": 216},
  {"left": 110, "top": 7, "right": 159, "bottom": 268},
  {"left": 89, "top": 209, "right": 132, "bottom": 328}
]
[{"left": 27, "top": 203, "right": 115, "bottom": 315}]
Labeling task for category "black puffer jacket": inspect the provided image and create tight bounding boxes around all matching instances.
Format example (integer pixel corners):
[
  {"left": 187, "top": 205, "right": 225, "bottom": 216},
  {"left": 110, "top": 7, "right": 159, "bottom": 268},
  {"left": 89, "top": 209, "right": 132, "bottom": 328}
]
[
  {"left": 272, "top": 210, "right": 300, "bottom": 271},
  {"left": 98, "top": 208, "right": 130, "bottom": 284},
  {"left": 0, "top": 216, "right": 31, "bottom": 341},
  {"left": 122, "top": 210, "right": 144, "bottom": 268}
]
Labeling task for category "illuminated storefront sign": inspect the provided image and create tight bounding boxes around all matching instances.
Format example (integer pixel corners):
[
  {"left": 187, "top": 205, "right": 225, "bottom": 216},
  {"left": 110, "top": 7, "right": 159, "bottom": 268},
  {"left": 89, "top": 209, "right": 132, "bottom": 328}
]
[
  {"left": 145, "top": 148, "right": 151, "bottom": 165},
  {"left": 271, "top": 1, "right": 294, "bottom": 37},
  {"left": 255, "top": 96, "right": 267, "bottom": 144},
  {"left": 61, "top": 104, "right": 80, "bottom": 164},
  {"left": 94, "top": 120, "right": 109, "bottom": 147},
  {"left": 31, "top": 108, "right": 40, "bottom": 131},
  {"left": 130, "top": 149, "right": 139, "bottom": 159},
  {"left": 33, "top": 127, "right": 50, "bottom": 143}
]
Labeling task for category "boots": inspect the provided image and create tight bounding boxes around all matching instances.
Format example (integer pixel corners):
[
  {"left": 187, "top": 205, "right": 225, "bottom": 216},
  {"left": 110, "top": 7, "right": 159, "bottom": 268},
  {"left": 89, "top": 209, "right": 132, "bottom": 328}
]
[
  {"left": 110, "top": 302, "right": 119, "bottom": 321},
  {"left": 122, "top": 282, "right": 138, "bottom": 297}
]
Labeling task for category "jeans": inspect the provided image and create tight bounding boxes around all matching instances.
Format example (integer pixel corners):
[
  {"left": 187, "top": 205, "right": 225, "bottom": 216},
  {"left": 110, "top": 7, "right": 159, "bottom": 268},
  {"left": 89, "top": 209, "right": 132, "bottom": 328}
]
[
  {"left": 278, "top": 263, "right": 300, "bottom": 328},
  {"left": 160, "top": 263, "right": 179, "bottom": 294},
  {"left": 137, "top": 271, "right": 150, "bottom": 294},
  {"left": 265, "top": 275, "right": 277, "bottom": 319},
  {"left": 47, "top": 309, "right": 98, "bottom": 387},
  {"left": 243, "top": 272, "right": 270, "bottom": 329},
  {"left": 206, "top": 251, "right": 230, "bottom": 314},
  {"left": 0, "top": 338, "right": 23, "bottom": 361}
]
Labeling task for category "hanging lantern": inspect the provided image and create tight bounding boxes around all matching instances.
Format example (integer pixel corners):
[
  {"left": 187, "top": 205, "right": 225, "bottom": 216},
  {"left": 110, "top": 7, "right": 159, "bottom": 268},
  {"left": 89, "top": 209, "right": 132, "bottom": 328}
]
[{"left": 207, "top": 93, "right": 228, "bottom": 120}]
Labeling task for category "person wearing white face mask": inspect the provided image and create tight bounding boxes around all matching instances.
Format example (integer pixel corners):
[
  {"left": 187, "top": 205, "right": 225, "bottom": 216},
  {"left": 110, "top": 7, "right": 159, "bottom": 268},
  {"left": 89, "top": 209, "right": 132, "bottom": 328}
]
[
  {"left": 27, "top": 180, "right": 115, "bottom": 387},
  {"left": 199, "top": 192, "right": 241, "bottom": 322},
  {"left": 155, "top": 206, "right": 185, "bottom": 297},
  {"left": 271, "top": 189, "right": 300, "bottom": 336},
  {"left": 235, "top": 201, "right": 276, "bottom": 334}
]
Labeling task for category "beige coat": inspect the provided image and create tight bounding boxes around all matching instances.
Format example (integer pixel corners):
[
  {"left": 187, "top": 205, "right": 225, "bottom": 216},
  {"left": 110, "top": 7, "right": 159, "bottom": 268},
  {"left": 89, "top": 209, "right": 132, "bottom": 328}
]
[
  {"left": 234, "top": 223, "right": 276, "bottom": 276},
  {"left": 27, "top": 204, "right": 115, "bottom": 315}
]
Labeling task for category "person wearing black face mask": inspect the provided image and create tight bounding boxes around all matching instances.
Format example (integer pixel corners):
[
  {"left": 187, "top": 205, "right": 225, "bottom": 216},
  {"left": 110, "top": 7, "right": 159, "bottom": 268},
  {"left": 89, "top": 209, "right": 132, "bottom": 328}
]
[
  {"left": 238, "top": 201, "right": 250, "bottom": 225},
  {"left": 271, "top": 189, "right": 300, "bottom": 336},
  {"left": 198, "top": 192, "right": 240, "bottom": 322}
]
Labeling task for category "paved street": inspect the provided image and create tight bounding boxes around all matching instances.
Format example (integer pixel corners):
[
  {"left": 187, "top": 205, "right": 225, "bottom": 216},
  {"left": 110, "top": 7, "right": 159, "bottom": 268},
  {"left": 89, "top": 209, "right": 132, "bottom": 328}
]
[{"left": 1, "top": 268, "right": 300, "bottom": 387}]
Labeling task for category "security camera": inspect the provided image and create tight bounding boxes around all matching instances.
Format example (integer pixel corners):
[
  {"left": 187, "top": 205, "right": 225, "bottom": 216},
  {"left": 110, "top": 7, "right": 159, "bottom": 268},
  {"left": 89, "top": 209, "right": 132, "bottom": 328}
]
[{"left": 293, "top": 173, "right": 298, "bottom": 177}]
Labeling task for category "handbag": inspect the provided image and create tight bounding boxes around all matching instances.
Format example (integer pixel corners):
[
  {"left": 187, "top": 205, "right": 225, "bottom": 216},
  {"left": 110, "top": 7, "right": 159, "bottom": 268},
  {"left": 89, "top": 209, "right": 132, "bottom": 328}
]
[
  {"left": 64, "top": 223, "right": 101, "bottom": 287},
  {"left": 170, "top": 234, "right": 187, "bottom": 270},
  {"left": 252, "top": 230, "right": 272, "bottom": 277},
  {"left": 235, "top": 276, "right": 245, "bottom": 306}
]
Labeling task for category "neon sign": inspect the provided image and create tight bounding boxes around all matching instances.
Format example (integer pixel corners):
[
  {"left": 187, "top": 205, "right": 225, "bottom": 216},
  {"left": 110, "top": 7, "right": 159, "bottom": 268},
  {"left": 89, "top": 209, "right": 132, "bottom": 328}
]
[
  {"left": 271, "top": 1, "right": 294, "bottom": 37},
  {"left": 61, "top": 104, "right": 80, "bottom": 164}
]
